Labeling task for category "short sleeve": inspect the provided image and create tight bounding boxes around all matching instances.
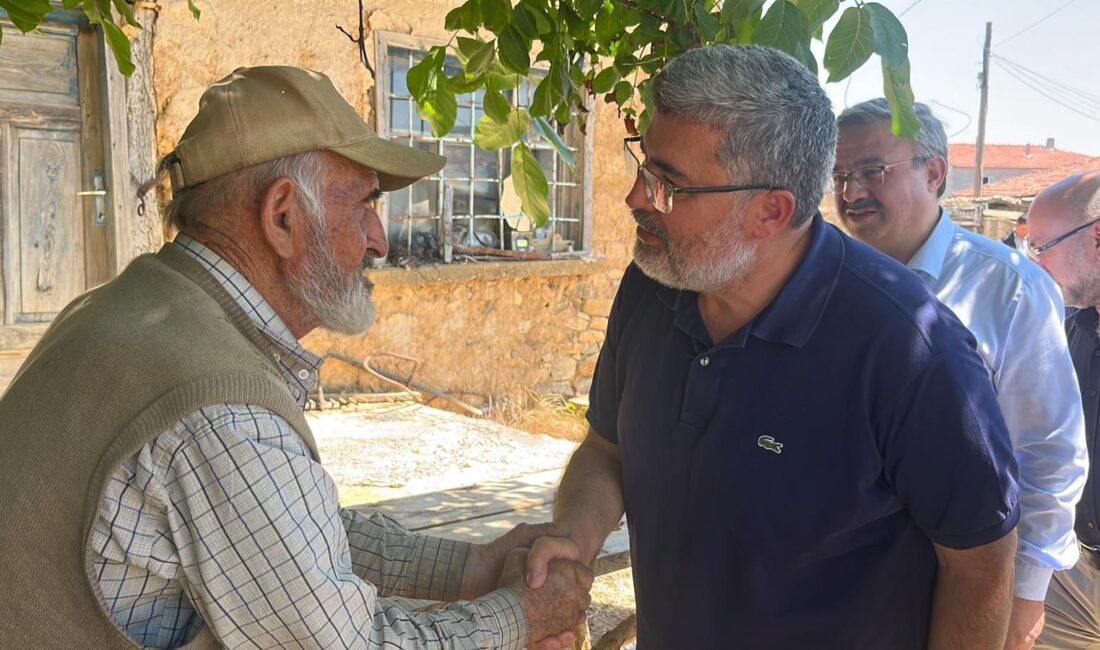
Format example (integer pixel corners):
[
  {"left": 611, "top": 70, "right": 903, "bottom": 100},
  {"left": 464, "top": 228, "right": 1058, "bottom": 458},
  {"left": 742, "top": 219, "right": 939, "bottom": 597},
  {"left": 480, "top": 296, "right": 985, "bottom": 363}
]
[{"left": 879, "top": 350, "right": 1021, "bottom": 549}]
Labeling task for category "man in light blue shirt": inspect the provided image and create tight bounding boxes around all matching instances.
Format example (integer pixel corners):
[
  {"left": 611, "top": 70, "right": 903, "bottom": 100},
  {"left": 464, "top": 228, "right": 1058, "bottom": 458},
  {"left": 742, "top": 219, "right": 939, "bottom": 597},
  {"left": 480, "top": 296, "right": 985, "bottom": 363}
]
[{"left": 835, "top": 98, "right": 1088, "bottom": 650}]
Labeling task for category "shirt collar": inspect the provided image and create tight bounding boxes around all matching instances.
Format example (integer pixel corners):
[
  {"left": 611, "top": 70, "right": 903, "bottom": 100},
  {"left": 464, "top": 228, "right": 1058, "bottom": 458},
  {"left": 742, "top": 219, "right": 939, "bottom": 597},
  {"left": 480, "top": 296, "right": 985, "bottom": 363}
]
[
  {"left": 171, "top": 235, "right": 322, "bottom": 403},
  {"left": 906, "top": 208, "right": 955, "bottom": 282},
  {"left": 656, "top": 213, "right": 844, "bottom": 349}
]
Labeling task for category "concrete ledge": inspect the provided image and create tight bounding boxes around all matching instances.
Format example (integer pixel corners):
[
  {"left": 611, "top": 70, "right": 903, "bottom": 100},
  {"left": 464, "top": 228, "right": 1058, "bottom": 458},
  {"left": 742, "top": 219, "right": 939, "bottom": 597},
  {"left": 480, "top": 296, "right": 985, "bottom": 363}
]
[{"left": 370, "top": 256, "right": 622, "bottom": 287}]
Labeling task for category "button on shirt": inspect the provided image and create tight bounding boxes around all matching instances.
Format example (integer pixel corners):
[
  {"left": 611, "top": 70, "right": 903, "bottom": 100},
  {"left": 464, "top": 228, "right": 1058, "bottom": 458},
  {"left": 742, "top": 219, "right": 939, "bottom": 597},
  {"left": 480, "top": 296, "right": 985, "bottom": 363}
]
[
  {"left": 908, "top": 211, "right": 1088, "bottom": 600},
  {"left": 1068, "top": 307, "right": 1100, "bottom": 545},
  {"left": 88, "top": 236, "right": 525, "bottom": 649},
  {"left": 588, "top": 216, "right": 1020, "bottom": 650}
]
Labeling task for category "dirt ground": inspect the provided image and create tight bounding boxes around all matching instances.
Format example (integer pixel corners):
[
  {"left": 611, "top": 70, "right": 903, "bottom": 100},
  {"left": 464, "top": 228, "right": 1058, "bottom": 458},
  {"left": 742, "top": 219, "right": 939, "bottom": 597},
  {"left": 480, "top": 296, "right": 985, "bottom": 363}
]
[{"left": 307, "top": 400, "right": 636, "bottom": 645}]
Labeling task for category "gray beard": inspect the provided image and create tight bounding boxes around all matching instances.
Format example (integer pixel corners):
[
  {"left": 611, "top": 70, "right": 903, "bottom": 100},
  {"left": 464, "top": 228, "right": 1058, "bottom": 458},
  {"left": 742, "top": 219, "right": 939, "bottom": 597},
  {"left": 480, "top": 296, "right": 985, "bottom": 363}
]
[
  {"left": 631, "top": 208, "right": 757, "bottom": 294},
  {"left": 285, "top": 218, "right": 377, "bottom": 335}
]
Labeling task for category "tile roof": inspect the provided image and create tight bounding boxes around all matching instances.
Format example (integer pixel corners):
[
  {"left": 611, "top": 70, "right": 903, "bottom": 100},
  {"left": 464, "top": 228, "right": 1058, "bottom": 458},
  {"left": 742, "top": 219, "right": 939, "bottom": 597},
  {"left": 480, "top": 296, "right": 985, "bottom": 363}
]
[
  {"left": 948, "top": 143, "right": 1090, "bottom": 170},
  {"left": 952, "top": 156, "right": 1100, "bottom": 198}
]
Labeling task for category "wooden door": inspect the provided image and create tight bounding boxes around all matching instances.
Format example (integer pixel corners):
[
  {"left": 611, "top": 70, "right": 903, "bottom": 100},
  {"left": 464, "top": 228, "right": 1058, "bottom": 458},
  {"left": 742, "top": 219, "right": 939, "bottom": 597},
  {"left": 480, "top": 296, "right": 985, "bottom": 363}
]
[{"left": 0, "top": 18, "right": 109, "bottom": 330}]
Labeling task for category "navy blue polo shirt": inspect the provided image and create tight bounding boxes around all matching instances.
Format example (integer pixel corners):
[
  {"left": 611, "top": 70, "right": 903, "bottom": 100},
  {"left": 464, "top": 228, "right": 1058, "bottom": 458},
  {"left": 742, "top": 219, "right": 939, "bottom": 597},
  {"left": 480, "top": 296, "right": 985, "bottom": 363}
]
[
  {"left": 1067, "top": 307, "right": 1100, "bottom": 546},
  {"left": 588, "top": 215, "right": 1020, "bottom": 649}
]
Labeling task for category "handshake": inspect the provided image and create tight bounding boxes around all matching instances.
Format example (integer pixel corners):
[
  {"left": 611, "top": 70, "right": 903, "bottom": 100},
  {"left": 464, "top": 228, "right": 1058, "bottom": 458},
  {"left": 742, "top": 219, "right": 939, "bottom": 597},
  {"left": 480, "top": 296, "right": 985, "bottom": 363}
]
[{"left": 462, "top": 523, "right": 596, "bottom": 650}]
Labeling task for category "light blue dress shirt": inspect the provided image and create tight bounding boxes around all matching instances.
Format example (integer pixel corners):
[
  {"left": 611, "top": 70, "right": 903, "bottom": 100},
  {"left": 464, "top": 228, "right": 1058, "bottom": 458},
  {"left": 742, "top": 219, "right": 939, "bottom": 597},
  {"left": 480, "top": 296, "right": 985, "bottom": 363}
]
[{"left": 909, "top": 211, "right": 1089, "bottom": 600}]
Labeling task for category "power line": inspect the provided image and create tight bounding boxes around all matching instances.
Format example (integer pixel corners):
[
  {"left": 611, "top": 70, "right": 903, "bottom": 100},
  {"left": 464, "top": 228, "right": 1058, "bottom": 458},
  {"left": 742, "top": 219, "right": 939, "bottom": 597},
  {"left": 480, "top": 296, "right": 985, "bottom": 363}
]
[
  {"left": 928, "top": 100, "right": 973, "bottom": 138},
  {"left": 994, "top": 58, "right": 1100, "bottom": 117},
  {"left": 993, "top": 54, "right": 1100, "bottom": 105},
  {"left": 898, "top": 0, "right": 924, "bottom": 17},
  {"left": 995, "top": 0, "right": 1080, "bottom": 47},
  {"left": 994, "top": 60, "right": 1100, "bottom": 124}
]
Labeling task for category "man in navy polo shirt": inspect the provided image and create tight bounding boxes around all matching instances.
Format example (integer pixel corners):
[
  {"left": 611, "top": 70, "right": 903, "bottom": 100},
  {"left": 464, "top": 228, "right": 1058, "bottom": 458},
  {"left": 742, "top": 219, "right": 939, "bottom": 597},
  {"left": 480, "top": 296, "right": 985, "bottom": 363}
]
[{"left": 524, "top": 45, "right": 1020, "bottom": 649}]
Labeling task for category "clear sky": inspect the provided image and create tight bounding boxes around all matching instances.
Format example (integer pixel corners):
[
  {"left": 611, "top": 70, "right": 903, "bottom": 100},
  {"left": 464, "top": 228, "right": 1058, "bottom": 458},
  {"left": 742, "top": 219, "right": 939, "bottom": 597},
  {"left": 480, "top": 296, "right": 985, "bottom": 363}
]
[{"left": 814, "top": 0, "right": 1100, "bottom": 156}]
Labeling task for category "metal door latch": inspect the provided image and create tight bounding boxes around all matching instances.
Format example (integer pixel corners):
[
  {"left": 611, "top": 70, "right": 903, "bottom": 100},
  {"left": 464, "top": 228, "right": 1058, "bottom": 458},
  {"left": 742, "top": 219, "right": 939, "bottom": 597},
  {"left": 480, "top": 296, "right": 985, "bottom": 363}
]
[{"left": 77, "top": 171, "right": 108, "bottom": 226}]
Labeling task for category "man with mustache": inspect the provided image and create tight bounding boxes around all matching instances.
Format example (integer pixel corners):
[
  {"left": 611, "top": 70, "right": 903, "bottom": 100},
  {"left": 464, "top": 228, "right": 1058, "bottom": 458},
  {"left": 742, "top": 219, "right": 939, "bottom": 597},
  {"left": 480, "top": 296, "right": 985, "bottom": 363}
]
[
  {"left": 526, "top": 45, "right": 1021, "bottom": 649},
  {"left": 1024, "top": 172, "right": 1100, "bottom": 648},
  {"left": 0, "top": 66, "right": 592, "bottom": 649},
  {"left": 834, "top": 99, "right": 1087, "bottom": 650}
]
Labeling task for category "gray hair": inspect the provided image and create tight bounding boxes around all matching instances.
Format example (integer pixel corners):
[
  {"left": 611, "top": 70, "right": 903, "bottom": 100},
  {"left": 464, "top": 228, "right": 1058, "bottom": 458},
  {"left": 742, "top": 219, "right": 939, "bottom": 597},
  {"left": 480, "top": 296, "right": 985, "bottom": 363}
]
[
  {"left": 651, "top": 44, "right": 837, "bottom": 228},
  {"left": 836, "top": 98, "right": 949, "bottom": 197},
  {"left": 160, "top": 151, "right": 329, "bottom": 231}
]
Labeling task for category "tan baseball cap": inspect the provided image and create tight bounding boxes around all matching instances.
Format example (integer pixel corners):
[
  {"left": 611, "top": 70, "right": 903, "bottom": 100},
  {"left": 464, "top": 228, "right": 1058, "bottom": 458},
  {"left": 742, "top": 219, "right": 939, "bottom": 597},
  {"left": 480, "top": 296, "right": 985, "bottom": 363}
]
[{"left": 166, "top": 65, "right": 445, "bottom": 192}]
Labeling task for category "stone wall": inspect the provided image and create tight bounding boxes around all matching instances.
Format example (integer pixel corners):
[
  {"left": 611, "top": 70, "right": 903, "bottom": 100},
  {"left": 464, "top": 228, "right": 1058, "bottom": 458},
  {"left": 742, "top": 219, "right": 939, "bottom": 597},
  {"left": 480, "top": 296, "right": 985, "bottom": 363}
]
[{"left": 153, "top": 0, "right": 637, "bottom": 402}]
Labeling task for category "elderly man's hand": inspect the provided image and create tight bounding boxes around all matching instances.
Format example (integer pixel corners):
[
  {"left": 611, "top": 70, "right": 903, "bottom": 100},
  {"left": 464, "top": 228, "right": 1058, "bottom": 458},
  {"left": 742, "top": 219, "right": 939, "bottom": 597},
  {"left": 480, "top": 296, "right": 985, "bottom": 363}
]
[
  {"left": 499, "top": 548, "right": 593, "bottom": 650},
  {"left": 459, "top": 522, "right": 570, "bottom": 600}
]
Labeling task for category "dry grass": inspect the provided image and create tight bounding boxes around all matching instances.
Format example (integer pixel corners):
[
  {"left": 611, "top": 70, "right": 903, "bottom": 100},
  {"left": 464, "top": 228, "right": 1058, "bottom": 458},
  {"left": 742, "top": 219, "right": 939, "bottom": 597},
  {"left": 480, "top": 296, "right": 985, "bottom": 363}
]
[{"left": 484, "top": 392, "right": 590, "bottom": 442}]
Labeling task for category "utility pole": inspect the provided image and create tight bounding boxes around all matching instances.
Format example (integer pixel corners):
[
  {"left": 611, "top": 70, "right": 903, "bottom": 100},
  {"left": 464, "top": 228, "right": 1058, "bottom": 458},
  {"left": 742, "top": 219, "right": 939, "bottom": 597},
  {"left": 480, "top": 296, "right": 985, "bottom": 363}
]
[{"left": 973, "top": 21, "right": 992, "bottom": 198}]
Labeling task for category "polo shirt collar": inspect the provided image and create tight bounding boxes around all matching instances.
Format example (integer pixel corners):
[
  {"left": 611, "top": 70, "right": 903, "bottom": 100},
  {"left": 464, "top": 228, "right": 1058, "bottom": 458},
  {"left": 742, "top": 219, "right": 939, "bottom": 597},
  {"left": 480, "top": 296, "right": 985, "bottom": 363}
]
[
  {"left": 655, "top": 213, "right": 844, "bottom": 349},
  {"left": 907, "top": 208, "right": 954, "bottom": 282}
]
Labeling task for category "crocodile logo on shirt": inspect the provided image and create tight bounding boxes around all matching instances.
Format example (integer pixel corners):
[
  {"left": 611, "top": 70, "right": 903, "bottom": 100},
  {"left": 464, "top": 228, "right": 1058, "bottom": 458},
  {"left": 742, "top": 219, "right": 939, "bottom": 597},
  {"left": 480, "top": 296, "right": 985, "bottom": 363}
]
[{"left": 757, "top": 435, "right": 783, "bottom": 454}]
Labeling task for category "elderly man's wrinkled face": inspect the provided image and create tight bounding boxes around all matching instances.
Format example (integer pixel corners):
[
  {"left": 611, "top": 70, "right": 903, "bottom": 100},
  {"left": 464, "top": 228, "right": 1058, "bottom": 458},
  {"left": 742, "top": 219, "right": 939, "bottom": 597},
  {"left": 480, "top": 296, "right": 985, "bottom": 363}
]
[
  {"left": 286, "top": 155, "right": 387, "bottom": 334},
  {"left": 626, "top": 112, "right": 757, "bottom": 294}
]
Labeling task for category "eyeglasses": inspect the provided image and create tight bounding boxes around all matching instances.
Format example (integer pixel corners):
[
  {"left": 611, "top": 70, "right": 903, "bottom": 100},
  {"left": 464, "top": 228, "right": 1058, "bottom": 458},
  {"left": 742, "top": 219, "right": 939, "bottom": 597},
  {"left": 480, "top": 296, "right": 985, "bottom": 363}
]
[
  {"left": 1027, "top": 215, "right": 1100, "bottom": 259},
  {"left": 624, "top": 137, "right": 785, "bottom": 214},
  {"left": 830, "top": 158, "right": 924, "bottom": 194}
]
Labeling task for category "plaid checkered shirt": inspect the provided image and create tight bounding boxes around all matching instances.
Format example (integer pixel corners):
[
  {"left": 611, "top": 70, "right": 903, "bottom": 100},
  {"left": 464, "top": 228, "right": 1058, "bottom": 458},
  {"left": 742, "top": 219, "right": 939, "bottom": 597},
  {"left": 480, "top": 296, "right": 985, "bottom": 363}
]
[{"left": 88, "top": 236, "right": 527, "bottom": 649}]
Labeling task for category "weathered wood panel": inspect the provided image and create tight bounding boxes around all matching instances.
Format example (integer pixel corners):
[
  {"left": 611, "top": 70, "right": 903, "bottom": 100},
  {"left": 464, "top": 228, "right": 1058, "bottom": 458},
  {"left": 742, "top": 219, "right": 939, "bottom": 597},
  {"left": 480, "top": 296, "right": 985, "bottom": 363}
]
[
  {"left": 15, "top": 127, "right": 85, "bottom": 320},
  {"left": 77, "top": 29, "right": 110, "bottom": 288},
  {"left": 0, "top": 22, "right": 78, "bottom": 107}
]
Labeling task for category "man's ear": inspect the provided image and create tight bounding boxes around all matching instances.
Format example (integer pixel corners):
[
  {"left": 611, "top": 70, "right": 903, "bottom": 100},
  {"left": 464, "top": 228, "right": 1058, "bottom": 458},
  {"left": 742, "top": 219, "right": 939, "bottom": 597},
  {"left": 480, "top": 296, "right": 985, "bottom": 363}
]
[
  {"left": 745, "top": 189, "right": 798, "bottom": 239},
  {"left": 925, "top": 156, "right": 948, "bottom": 195},
  {"left": 1090, "top": 220, "right": 1100, "bottom": 262},
  {"left": 259, "top": 177, "right": 305, "bottom": 259}
]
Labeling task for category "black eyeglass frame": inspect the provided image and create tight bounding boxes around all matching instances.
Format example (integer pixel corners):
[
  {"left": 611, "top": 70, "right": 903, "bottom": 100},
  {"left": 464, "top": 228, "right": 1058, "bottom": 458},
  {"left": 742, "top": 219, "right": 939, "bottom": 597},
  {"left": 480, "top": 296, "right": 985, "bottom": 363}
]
[
  {"left": 829, "top": 157, "right": 927, "bottom": 194},
  {"left": 624, "top": 136, "right": 787, "bottom": 213},
  {"left": 1030, "top": 215, "right": 1100, "bottom": 257}
]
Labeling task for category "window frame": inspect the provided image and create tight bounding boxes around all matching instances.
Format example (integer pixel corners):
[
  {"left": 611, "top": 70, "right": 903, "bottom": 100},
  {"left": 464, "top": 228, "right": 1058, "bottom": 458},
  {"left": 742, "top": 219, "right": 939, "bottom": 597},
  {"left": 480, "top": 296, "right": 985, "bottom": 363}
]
[{"left": 372, "top": 30, "right": 594, "bottom": 267}]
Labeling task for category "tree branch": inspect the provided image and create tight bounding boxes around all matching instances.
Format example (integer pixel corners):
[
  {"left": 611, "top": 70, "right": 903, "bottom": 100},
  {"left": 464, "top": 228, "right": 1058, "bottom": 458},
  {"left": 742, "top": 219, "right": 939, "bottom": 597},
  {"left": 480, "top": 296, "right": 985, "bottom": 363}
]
[{"left": 337, "top": 0, "right": 375, "bottom": 79}]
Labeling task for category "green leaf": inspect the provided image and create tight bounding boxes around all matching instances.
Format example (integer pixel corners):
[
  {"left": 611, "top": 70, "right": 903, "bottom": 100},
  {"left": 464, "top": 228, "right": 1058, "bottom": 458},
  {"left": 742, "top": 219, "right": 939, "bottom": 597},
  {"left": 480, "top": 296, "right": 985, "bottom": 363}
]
[
  {"left": 112, "top": 0, "right": 140, "bottom": 27},
  {"left": 613, "top": 79, "right": 633, "bottom": 105},
  {"left": 100, "top": 19, "right": 135, "bottom": 76},
  {"left": 881, "top": 58, "right": 921, "bottom": 140},
  {"left": 753, "top": 0, "right": 804, "bottom": 56},
  {"left": 475, "top": 107, "right": 530, "bottom": 150},
  {"left": 483, "top": 86, "right": 512, "bottom": 122},
  {"left": 530, "top": 74, "right": 558, "bottom": 117},
  {"left": 456, "top": 36, "right": 483, "bottom": 59},
  {"left": 498, "top": 25, "right": 531, "bottom": 74},
  {"left": 823, "top": 6, "right": 874, "bottom": 83},
  {"left": 0, "top": 0, "right": 46, "bottom": 32},
  {"left": 9, "top": 0, "right": 51, "bottom": 12},
  {"left": 792, "top": 0, "right": 839, "bottom": 36},
  {"left": 416, "top": 85, "right": 458, "bottom": 137},
  {"left": 864, "top": 2, "right": 908, "bottom": 70},
  {"left": 693, "top": 3, "right": 721, "bottom": 41},
  {"left": 533, "top": 116, "right": 576, "bottom": 171},
  {"left": 592, "top": 67, "right": 619, "bottom": 94},
  {"left": 465, "top": 39, "right": 496, "bottom": 78},
  {"left": 481, "top": 0, "right": 510, "bottom": 34},
  {"left": 511, "top": 142, "right": 551, "bottom": 227},
  {"left": 407, "top": 47, "right": 444, "bottom": 98},
  {"left": 510, "top": 4, "right": 539, "bottom": 39},
  {"left": 186, "top": 0, "right": 200, "bottom": 19},
  {"left": 447, "top": 71, "right": 482, "bottom": 93},
  {"left": 722, "top": 0, "right": 765, "bottom": 23},
  {"left": 794, "top": 40, "right": 817, "bottom": 75},
  {"left": 525, "top": 3, "right": 551, "bottom": 33},
  {"left": 445, "top": 0, "right": 481, "bottom": 33}
]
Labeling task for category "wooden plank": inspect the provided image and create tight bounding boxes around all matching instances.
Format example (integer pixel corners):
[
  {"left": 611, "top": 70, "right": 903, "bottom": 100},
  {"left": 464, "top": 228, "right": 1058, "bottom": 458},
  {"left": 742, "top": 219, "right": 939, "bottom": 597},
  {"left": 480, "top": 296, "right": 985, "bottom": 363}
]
[
  {"left": 0, "top": 22, "right": 78, "bottom": 107},
  {"left": 77, "top": 28, "right": 110, "bottom": 288},
  {"left": 14, "top": 126, "right": 85, "bottom": 321},
  {"left": 0, "top": 323, "right": 47, "bottom": 349},
  {"left": 100, "top": 27, "right": 135, "bottom": 275},
  {"left": 352, "top": 469, "right": 562, "bottom": 531}
]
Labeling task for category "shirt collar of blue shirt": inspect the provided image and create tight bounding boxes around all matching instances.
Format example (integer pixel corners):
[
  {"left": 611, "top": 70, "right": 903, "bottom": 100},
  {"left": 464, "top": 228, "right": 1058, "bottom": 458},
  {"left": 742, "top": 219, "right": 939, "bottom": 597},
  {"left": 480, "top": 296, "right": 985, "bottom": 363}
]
[
  {"left": 654, "top": 212, "right": 843, "bottom": 349},
  {"left": 906, "top": 208, "right": 955, "bottom": 282}
]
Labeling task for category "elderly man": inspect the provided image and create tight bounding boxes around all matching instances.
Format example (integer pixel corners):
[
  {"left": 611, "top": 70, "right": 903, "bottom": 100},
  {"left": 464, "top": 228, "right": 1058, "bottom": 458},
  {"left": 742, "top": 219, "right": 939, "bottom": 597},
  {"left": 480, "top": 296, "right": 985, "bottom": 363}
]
[
  {"left": 1027, "top": 172, "right": 1100, "bottom": 649},
  {"left": 525, "top": 45, "right": 1020, "bottom": 649},
  {"left": 834, "top": 99, "right": 1088, "bottom": 650},
  {"left": 0, "top": 66, "right": 590, "bottom": 649}
]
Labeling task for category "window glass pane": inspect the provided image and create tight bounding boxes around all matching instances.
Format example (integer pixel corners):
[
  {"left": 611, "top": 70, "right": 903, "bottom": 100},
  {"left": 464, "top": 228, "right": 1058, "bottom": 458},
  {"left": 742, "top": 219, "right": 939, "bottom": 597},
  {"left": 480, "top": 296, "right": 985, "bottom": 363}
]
[
  {"left": 447, "top": 181, "right": 471, "bottom": 215},
  {"left": 534, "top": 148, "right": 555, "bottom": 180},
  {"left": 390, "top": 98, "right": 410, "bottom": 133},
  {"left": 557, "top": 155, "right": 577, "bottom": 184},
  {"left": 410, "top": 219, "right": 441, "bottom": 260},
  {"left": 472, "top": 217, "right": 503, "bottom": 248},
  {"left": 390, "top": 54, "right": 409, "bottom": 96},
  {"left": 454, "top": 104, "right": 473, "bottom": 135},
  {"left": 388, "top": 187, "right": 409, "bottom": 216},
  {"left": 442, "top": 144, "right": 471, "bottom": 179},
  {"left": 388, "top": 216, "right": 410, "bottom": 254},
  {"left": 409, "top": 179, "right": 438, "bottom": 217},
  {"left": 473, "top": 181, "right": 499, "bottom": 215},
  {"left": 474, "top": 148, "right": 499, "bottom": 179}
]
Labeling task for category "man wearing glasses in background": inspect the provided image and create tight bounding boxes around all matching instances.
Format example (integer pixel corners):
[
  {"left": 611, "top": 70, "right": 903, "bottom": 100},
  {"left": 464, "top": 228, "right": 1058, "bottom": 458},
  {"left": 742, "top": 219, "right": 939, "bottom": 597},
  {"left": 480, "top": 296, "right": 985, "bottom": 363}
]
[
  {"left": 523, "top": 45, "right": 1023, "bottom": 649},
  {"left": 1026, "top": 172, "right": 1100, "bottom": 649},
  {"left": 835, "top": 99, "right": 1088, "bottom": 650}
]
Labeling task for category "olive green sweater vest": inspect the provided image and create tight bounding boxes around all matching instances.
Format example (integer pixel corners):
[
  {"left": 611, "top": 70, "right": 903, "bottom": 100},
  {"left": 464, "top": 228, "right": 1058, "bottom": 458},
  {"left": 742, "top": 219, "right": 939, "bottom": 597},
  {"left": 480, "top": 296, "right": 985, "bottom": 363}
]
[{"left": 0, "top": 245, "right": 319, "bottom": 648}]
